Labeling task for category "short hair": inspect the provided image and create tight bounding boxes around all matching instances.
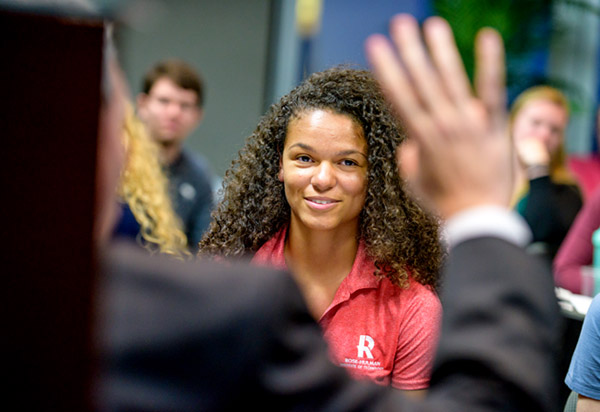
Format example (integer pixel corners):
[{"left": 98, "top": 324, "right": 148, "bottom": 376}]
[{"left": 141, "top": 59, "right": 204, "bottom": 107}]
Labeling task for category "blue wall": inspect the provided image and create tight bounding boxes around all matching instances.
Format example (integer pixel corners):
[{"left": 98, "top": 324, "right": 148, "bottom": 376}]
[
  {"left": 300, "top": 0, "right": 600, "bottom": 154},
  {"left": 308, "top": 0, "right": 432, "bottom": 74}
]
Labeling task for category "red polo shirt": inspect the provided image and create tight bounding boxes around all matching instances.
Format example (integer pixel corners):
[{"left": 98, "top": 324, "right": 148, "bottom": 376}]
[{"left": 252, "top": 226, "right": 442, "bottom": 390}]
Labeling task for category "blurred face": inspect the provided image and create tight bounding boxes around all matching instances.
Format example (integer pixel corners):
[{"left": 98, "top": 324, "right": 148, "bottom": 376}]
[
  {"left": 278, "top": 109, "right": 368, "bottom": 235},
  {"left": 512, "top": 99, "right": 568, "bottom": 157},
  {"left": 137, "top": 77, "right": 201, "bottom": 144}
]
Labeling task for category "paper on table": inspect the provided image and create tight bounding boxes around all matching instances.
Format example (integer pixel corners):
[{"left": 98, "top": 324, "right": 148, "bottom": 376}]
[{"left": 556, "top": 287, "right": 593, "bottom": 316}]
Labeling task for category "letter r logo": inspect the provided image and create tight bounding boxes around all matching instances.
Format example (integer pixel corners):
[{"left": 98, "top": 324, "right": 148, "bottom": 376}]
[{"left": 357, "top": 335, "right": 374, "bottom": 359}]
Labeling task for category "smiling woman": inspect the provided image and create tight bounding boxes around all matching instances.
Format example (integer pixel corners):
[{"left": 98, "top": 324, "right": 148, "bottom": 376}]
[
  {"left": 279, "top": 110, "right": 368, "bottom": 236},
  {"left": 199, "top": 67, "right": 443, "bottom": 393}
]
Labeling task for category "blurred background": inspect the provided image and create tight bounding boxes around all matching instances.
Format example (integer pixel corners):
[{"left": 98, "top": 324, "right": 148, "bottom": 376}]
[
  {"left": 3, "top": 0, "right": 600, "bottom": 180},
  {"left": 105, "top": 0, "right": 600, "bottom": 182}
]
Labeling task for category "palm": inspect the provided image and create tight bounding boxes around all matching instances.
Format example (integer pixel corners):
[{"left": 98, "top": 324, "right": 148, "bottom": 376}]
[{"left": 366, "top": 15, "right": 512, "bottom": 218}]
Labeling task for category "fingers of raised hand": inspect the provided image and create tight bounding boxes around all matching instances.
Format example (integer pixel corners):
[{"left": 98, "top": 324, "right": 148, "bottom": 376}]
[
  {"left": 364, "top": 33, "right": 421, "bottom": 126},
  {"left": 389, "top": 15, "right": 447, "bottom": 115},
  {"left": 365, "top": 29, "right": 439, "bottom": 151},
  {"left": 423, "top": 17, "right": 471, "bottom": 105},
  {"left": 386, "top": 15, "right": 473, "bottom": 142},
  {"left": 474, "top": 28, "right": 506, "bottom": 130}
]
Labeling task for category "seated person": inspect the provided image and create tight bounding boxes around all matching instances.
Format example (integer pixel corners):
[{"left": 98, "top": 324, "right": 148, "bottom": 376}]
[
  {"left": 113, "top": 104, "right": 188, "bottom": 257},
  {"left": 568, "top": 106, "right": 600, "bottom": 200},
  {"left": 199, "top": 67, "right": 444, "bottom": 394},
  {"left": 510, "top": 85, "right": 582, "bottom": 263},
  {"left": 554, "top": 186, "right": 600, "bottom": 294},
  {"left": 136, "top": 59, "right": 215, "bottom": 252},
  {"left": 565, "top": 294, "right": 600, "bottom": 410}
]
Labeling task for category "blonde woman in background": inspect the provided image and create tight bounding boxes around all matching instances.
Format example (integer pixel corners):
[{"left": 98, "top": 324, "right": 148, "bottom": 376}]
[
  {"left": 114, "top": 104, "right": 189, "bottom": 258},
  {"left": 510, "top": 85, "right": 582, "bottom": 263}
]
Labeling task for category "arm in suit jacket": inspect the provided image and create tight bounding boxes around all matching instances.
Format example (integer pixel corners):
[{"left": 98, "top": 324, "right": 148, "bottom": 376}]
[
  {"left": 95, "top": 241, "right": 389, "bottom": 411},
  {"left": 96, "top": 229, "right": 561, "bottom": 412},
  {"left": 426, "top": 236, "right": 561, "bottom": 412}
]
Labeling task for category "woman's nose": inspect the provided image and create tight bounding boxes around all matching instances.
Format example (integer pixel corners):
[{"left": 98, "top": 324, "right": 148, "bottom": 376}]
[{"left": 311, "top": 162, "right": 336, "bottom": 191}]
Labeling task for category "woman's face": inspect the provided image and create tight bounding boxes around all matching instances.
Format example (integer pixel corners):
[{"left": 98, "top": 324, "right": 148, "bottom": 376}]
[
  {"left": 279, "top": 109, "right": 368, "bottom": 234},
  {"left": 512, "top": 98, "right": 568, "bottom": 157}
]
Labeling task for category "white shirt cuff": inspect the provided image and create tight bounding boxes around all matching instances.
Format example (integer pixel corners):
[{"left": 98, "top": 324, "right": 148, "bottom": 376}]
[{"left": 442, "top": 205, "right": 532, "bottom": 249}]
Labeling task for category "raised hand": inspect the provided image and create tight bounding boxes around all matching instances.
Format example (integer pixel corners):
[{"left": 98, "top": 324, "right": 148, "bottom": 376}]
[{"left": 365, "top": 14, "right": 513, "bottom": 219}]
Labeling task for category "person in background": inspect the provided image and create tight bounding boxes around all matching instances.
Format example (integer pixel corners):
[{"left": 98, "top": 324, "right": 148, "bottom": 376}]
[
  {"left": 565, "top": 294, "right": 600, "bottom": 411},
  {"left": 113, "top": 103, "right": 189, "bottom": 257},
  {"left": 554, "top": 186, "right": 600, "bottom": 294},
  {"left": 568, "top": 106, "right": 600, "bottom": 201},
  {"left": 137, "top": 59, "right": 214, "bottom": 251},
  {"left": 199, "top": 66, "right": 443, "bottom": 394},
  {"left": 510, "top": 86, "right": 582, "bottom": 263}
]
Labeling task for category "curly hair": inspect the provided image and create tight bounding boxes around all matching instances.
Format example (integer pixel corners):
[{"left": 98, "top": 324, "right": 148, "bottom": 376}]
[
  {"left": 118, "top": 104, "right": 189, "bottom": 258},
  {"left": 199, "top": 67, "right": 443, "bottom": 288}
]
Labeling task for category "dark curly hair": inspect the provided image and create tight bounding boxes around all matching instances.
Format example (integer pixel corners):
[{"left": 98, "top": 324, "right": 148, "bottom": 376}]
[{"left": 199, "top": 66, "right": 443, "bottom": 288}]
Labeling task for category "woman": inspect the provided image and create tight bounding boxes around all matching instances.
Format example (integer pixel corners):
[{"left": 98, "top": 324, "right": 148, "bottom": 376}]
[
  {"left": 200, "top": 67, "right": 443, "bottom": 393},
  {"left": 554, "top": 186, "right": 600, "bottom": 294},
  {"left": 568, "top": 106, "right": 600, "bottom": 200},
  {"left": 510, "top": 86, "right": 582, "bottom": 263},
  {"left": 114, "top": 104, "right": 189, "bottom": 258}
]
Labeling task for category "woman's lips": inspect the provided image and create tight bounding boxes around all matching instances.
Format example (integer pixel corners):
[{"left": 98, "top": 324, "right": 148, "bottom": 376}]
[{"left": 305, "top": 197, "right": 339, "bottom": 210}]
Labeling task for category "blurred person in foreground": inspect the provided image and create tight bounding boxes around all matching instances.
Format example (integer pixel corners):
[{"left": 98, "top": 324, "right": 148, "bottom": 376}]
[
  {"left": 365, "top": 14, "right": 561, "bottom": 411},
  {"left": 137, "top": 59, "right": 215, "bottom": 251},
  {"left": 96, "top": 14, "right": 560, "bottom": 412}
]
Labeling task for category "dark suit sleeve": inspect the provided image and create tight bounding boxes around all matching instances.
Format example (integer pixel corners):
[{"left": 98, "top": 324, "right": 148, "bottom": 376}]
[
  {"left": 424, "top": 237, "right": 562, "bottom": 412},
  {"left": 97, "top": 238, "right": 562, "bottom": 412},
  {"left": 96, "top": 243, "right": 390, "bottom": 411}
]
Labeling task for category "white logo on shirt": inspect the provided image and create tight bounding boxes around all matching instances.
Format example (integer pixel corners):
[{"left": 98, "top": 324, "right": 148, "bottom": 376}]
[
  {"left": 179, "top": 183, "right": 196, "bottom": 200},
  {"left": 357, "top": 335, "right": 374, "bottom": 359}
]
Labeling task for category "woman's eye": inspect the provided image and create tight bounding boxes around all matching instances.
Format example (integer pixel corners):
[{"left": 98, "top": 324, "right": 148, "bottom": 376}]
[
  {"left": 297, "top": 155, "right": 312, "bottom": 163},
  {"left": 341, "top": 159, "right": 358, "bottom": 167}
]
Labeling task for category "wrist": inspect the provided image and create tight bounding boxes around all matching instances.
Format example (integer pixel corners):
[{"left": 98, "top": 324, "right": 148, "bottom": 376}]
[{"left": 438, "top": 196, "right": 509, "bottom": 221}]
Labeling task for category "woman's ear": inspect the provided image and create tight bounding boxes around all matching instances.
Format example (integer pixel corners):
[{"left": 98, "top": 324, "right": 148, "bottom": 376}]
[{"left": 278, "top": 158, "right": 284, "bottom": 182}]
